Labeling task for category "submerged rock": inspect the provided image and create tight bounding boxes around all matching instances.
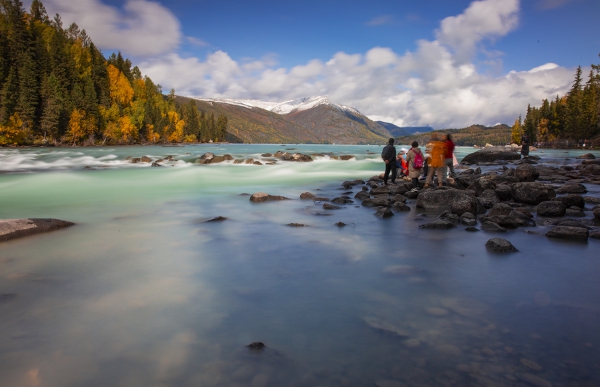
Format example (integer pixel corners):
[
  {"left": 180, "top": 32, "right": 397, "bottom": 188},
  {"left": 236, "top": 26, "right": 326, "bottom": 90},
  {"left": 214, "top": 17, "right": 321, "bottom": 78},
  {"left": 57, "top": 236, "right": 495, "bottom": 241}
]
[
  {"left": 375, "top": 207, "right": 394, "bottom": 218},
  {"left": 418, "top": 219, "right": 455, "bottom": 229},
  {"left": 246, "top": 342, "right": 266, "bottom": 351},
  {"left": 537, "top": 201, "right": 566, "bottom": 217},
  {"left": 511, "top": 182, "right": 556, "bottom": 204},
  {"left": 546, "top": 226, "right": 589, "bottom": 241},
  {"left": 300, "top": 192, "right": 315, "bottom": 199},
  {"left": 486, "top": 238, "right": 518, "bottom": 252},
  {"left": 0, "top": 219, "right": 74, "bottom": 243}
]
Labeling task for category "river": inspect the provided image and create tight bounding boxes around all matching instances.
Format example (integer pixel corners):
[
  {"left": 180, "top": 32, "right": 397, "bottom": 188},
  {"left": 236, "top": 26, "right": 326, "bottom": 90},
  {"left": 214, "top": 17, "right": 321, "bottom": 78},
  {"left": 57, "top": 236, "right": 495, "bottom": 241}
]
[{"left": 0, "top": 144, "right": 599, "bottom": 387}]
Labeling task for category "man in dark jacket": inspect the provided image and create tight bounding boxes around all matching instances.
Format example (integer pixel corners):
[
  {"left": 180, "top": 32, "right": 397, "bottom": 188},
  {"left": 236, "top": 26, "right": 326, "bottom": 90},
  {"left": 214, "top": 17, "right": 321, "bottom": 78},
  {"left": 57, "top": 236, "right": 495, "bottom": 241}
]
[{"left": 381, "top": 138, "right": 397, "bottom": 185}]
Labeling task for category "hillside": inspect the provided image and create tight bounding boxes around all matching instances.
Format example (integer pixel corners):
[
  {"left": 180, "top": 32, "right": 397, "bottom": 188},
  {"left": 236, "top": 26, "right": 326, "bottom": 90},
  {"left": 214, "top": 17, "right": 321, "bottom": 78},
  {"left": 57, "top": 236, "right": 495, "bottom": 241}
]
[
  {"left": 181, "top": 96, "right": 391, "bottom": 144},
  {"left": 376, "top": 122, "right": 435, "bottom": 137},
  {"left": 395, "top": 124, "right": 512, "bottom": 146}
]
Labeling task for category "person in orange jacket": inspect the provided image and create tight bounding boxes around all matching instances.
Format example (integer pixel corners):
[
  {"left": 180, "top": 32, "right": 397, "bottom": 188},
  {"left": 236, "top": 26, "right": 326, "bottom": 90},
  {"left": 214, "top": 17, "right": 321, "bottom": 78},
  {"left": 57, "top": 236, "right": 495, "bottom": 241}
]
[{"left": 424, "top": 133, "right": 447, "bottom": 188}]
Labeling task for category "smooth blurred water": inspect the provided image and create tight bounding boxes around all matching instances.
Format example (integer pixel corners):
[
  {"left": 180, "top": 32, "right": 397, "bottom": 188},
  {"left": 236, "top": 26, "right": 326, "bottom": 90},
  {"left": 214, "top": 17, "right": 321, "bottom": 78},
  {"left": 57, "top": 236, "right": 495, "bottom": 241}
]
[{"left": 0, "top": 145, "right": 599, "bottom": 387}]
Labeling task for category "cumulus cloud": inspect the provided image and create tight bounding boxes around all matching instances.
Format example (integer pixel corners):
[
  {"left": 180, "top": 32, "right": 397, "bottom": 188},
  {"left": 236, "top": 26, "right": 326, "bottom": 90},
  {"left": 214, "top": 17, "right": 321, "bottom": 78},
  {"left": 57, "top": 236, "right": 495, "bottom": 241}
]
[
  {"left": 23, "top": 0, "right": 181, "bottom": 56},
  {"left": 136, "top": 0, "right": 573, "bottom": 128}
]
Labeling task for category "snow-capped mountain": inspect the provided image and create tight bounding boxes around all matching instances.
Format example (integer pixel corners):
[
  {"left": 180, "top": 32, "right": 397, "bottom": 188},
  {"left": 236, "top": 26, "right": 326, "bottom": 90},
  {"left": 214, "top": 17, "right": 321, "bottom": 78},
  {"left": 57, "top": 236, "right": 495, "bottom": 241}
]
[
  {"left": 197, "top": 96, "right": 361, "bottom": 116},
  {"left": 178, "top": 95, "right": 391, "bottom": 144}
]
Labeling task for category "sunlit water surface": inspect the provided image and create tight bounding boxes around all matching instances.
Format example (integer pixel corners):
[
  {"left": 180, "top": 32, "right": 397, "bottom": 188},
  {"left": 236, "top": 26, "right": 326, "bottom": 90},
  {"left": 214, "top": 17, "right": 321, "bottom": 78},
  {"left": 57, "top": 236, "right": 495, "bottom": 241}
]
[{"left": 1, "top": 144, "right": 599, "bottom": 387}]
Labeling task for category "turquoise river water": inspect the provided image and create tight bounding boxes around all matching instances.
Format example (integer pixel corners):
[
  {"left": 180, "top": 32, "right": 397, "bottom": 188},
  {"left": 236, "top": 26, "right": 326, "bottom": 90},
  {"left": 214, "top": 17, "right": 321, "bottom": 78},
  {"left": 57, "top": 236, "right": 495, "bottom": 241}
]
[{"left": 0, "top": 144, "right": 599, "bottom": 387}]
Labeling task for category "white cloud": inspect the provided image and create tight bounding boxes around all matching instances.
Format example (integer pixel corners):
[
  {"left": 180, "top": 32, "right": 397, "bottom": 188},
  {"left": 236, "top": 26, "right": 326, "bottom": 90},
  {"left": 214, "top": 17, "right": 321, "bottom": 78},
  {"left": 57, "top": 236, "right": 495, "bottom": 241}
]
[
  {"left": 135, "top": 0, "right": 572, "bottom": 128},
  {"left": 24, "top": 0, "right": 181, "bottom": 56}
]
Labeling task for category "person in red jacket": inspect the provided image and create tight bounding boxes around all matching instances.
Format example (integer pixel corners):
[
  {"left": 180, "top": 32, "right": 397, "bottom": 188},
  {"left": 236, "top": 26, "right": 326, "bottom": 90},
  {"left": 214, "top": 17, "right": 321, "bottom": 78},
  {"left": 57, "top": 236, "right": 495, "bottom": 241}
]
[{"left": 443, "top": 134, "right": 457, "bottom": 184}]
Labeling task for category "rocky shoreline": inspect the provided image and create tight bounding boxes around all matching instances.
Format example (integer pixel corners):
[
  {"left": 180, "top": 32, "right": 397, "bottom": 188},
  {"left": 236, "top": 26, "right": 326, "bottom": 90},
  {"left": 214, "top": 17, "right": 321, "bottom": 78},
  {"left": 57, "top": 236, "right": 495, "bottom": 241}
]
[
  {"left": 249, "top": 147, "right": 600, "bottom": 248},
  {"left": 0, "top": 218, "right": 74, "bottom": 242}
]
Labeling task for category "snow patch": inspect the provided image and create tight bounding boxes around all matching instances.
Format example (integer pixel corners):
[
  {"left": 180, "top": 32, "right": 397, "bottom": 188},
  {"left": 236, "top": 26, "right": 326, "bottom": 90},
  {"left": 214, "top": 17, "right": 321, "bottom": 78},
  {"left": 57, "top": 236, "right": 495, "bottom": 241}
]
[{"left": 196, "top": 96, "right": 361, "bottom": 116}]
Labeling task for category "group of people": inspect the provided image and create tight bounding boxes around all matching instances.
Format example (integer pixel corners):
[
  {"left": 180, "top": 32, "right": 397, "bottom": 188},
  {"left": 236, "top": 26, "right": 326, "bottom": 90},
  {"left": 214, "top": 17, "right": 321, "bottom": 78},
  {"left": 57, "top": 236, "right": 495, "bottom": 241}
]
[{"left": 380, "top": 133, "right": 457, "bottom": 190}]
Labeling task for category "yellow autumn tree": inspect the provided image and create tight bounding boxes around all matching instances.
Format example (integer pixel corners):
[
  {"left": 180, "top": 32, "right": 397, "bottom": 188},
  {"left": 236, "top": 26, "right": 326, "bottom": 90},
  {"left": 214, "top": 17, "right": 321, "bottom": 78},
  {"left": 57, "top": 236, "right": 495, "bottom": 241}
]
[
  {"left": 107, "top": 64, "right": 134, "bottom": 107},
  {"left": 166, "top": 111, "right": 185, "bottom": 143},
  {"left": 146, "top": 124, "right": 160, "bottom": 143},
  {"left": 0, "top": 113, "right": 26, "bottom": 145},
  {"left": 510, "top": 117, "right": 522, "bottom": 144},
  {"left": 119, "top": 116, "right": 138, "bottom": 143}
]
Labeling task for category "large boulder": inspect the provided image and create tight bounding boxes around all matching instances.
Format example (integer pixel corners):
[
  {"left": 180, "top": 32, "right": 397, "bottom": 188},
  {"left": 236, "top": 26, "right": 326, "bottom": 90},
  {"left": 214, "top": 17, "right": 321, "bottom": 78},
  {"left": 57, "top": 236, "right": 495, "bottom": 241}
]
[
  {"left": 494, "top": 185, "right": 513, "bottom": 201},
  {"left": 468, "top": 178, "right": 497, "bottom": 196},
  {"left": 537, "top": 201, "right": 566, "bottom": 217},
  {"left": 577, "top": 153, "right": 596, "bottom": 159},
  {"left": 593, "top": 207, "right": 600, "bottom": 221},
  {"left": 362, "top": 197, "right": 391, "bottom": 207},
  {"left": 515, "top": 164, "right": 540, "bottom": 182},
  {"left": 461, "top": 147, "right": 521, "bottom": 165},
  {"left": 546, "top": 226, "right": 589, "bottom": 241},
  {"left": 479, "top": 189, "right": 500, "bottom": 209},
  {"left": 483, "top": 211, "right": 536, "bottom": 228},
  {"left": 511, "top": 182, "right": 556, "bottom": 205},
  {"left": 416, "top": 188, "right": 483, "bottom": 215},
  {"left": 487, "top": 203, "right": 513, "bottom": 217},
  {"left": 0, "top": 218, "right": 74, "bottom": 242}
]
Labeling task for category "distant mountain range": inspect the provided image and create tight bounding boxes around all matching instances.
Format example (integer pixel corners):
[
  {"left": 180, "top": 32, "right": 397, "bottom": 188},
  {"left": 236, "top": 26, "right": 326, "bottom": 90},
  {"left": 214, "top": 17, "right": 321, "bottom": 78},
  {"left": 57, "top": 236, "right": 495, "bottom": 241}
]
[
  {"left": 176, "top": 96, "right": 392, "bottom": 144},
  {"left": 375, "top": 122, "right": 435, "bottom": 137},
  {"left": 394, "top": 124, "right": 512, "bottom": 146}
]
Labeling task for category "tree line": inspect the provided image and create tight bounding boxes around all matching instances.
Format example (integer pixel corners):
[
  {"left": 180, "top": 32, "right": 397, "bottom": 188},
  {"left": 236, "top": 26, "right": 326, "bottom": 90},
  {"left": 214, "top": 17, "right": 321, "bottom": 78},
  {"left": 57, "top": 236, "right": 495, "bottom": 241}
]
[
  {"left": 0, "top": 0, "right": 227, "bottom": 146},
  {"left": 511, "top": 55, "right": 600, "bottom": 147}
]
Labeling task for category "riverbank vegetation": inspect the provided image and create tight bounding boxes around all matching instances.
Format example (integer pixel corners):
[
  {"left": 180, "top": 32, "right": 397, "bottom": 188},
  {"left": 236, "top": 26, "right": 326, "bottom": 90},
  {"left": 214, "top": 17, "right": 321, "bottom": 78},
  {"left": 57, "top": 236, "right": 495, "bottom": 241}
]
[
  {"left": 511, "top": 56, "right": 600, "bottom": 148},
  {"left": 0, "top": 0, "right": 227, "bottom": 146}
]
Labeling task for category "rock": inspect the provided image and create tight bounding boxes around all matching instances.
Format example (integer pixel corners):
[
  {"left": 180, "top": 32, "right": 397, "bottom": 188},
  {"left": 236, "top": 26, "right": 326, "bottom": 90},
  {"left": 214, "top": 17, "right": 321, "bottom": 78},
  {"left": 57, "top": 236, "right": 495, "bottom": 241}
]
[
  {"left": 584, "top": 196, "right": 600, "bottom": 204},
  {"left": 247, "top": 342, "right": 266, "bottom": 351},
  {"left": 362, "top": 198, "right": 390, "bottom": 207},
  {"left": 391, "top": 194, "right": 407, "bottom": 204},
  {"left": 253, "top": 161, "right": 263, "bottom": 165},
  {"left": 515, "top": 164, "right": 540, "bottom": 182},
  {"left": 249, "top": 192, "right": 290, "bottom": 202},
  {"left": 481, "top": 221, "right": 507, "bottom": 232},
  {"left": 300, "top": 192, "right": 315, "bottom": 199},
  {"left": 313, "top": 196, "right": 330, "bottom": 202},
  {"left": 517, "top": 373, "right": 553, "bottom": 387},
  {"left": 244, "top": 158, "right": 255, "bottom": 164},
  {"left": 552, "top": 194, "right": 585, "bottom": 209},
  {"left": 465, "top": 227, "right": 479, "bottom": 232},
  {"left": 331, "top": 196, "right": 353, "bottom": 204},
  {"left": 479, "top": 189, "right": 500, "bottom": 208},
  {"left": 546, "top": 226, "right": 589, "bottom": 241},
  {"left": 484, "top": 211, "right": 536, "bottom": 228},
  {"left": 555, "top": 183, "right": 587, "bottom": 194},
  {"left": 292, "top": 153, "right": 313, "bottom": 162},
  {"left": 323, "top": 203, "right": 342, "bottom": 210},
  {"left": 354, "top": 191, "right": 370, "bottom": 200},
  {"left": 565, "top": 207, "right": 585, "bottom": 217},
  {"left": 375, "top": 207, "right": 394, "bottom": 218},
  {"left": 439, "top": 210, "right": 460, "bottom": 224},
  {"left": 130, "top": 157, "right": 141, "bottom": 163},
  {"left": 495, "top": 184, "right": 513, "bottom": 201},
  {"left": 287, "top": 223, "right": 307, "bottom": 227},
  {"left": 537, "top": 201, "right": 566, "bottom": 217},
  {"left": 594, "top": 207, "right": 600, "bottom": 220},
  {"left": 486, "top": 238, "right": 518, "bottom": 252},
  {"left": 0, "top": 219, "right": 75, "bottom": 243},
  {"left": 511, "top": 182, "right": 556, "bottom": 204},
  {"left": 233, "top": 159, "right": 244, "bottom": 164},
  {"left": 469, "top": 178, "right": 497, "bottom": 196},
  {"left": 261, "top": 153, "right": 272, "bottom": 157},
  {"left": 140, "top": 155, "right": 152, "bottom": 163},
  {"left": 335, "top": 222, "right": 347, "bottom": 227},
  {"left": 205, "top": 216, "right": 228, "bottom": 222},
  {"left": 416, "top": 188, "right": 482, "bottom": 215},
  {"left": 370, "top": 186, "right": 391, "bottom": 195},
  {"left": 392, "top": 202, "right": 410, "bottom": 212},
  {"left": 487, "top": 203, "right": 514, "bottom": 217},
  {"left": 461, "top": 147, "right": 521, "bottom": 164},
  {"left": 460, "top": 212, "right": 477, "bottom": 226},
  {"left": 418, "top": 219, "right": 455, "bottom": 229},
  {"left": 0, "top": 293, "right": 17, "bottom": 303},
  {"left": 577, "top": 153, "right": 596, "bottom": 159},
  {"left": 339, "top": 155, "right": 355, "bottom": 160},
  {"left": 590, "top": 231, "right": 600, "bottom": 239},
  {"left": 151, "top": 161, "right": 161, "bottom": 167}
]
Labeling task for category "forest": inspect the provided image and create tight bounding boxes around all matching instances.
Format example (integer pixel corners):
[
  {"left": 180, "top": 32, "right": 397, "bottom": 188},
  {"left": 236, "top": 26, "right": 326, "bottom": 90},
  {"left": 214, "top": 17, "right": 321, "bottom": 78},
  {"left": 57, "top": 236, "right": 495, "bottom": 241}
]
[
  {"left": 0, "top": 0, "right": 228, "bottom": 146},
  {"left": 511, "top": 56, "right": 600, "bottom": 148}
]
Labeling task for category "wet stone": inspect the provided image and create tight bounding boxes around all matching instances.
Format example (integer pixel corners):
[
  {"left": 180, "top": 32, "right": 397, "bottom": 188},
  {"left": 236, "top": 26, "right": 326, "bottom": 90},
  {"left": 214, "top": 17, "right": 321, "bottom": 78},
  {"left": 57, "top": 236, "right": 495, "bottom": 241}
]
[
  {"left": 323, "top": 203, "right": 342, "bottom": 210},
  {"left": 486, "top": 238, "right": 518, "bottom": 253}
]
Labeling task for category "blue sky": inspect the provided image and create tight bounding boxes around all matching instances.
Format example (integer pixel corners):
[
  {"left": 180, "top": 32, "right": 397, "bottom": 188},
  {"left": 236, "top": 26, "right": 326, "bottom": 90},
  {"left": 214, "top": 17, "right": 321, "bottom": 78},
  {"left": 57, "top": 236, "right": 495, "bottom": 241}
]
[{"left": 25, "top": 0, "right": 600, "bottom": 128}]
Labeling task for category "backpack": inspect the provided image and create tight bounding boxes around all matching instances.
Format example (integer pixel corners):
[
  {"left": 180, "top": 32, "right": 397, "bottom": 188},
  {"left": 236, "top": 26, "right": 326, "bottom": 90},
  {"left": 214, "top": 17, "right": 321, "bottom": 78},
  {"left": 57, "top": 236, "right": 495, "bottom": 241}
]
[{"left": 412, "top": 150, "right": 423, "bottom": 169}]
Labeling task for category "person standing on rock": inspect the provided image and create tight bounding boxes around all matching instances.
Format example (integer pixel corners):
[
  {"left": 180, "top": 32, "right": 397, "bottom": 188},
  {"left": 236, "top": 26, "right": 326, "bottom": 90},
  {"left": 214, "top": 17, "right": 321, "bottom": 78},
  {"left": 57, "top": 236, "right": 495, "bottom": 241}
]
[
  {"left": 381, "top": 138, "right": 397, "bottom": 185},
  {"left": 443, "top": 134, "right": 457, "bottom": 183},
  {"left": 406, "top": 141, "right": 424, "bottom": 191},
  {"left": 424, "top": 133, "right": 447, "bottom": 188},
  {"left": 521, "top": 134, "right": 530, "bottom": 158}
]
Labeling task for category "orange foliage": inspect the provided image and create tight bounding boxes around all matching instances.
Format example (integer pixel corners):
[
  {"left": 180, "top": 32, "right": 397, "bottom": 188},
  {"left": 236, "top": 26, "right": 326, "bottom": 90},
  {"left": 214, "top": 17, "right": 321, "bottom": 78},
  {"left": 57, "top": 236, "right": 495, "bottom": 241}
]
[
  {"left": 0, "top": 113, "right": 26, "bottom": 145},
  {"left": 68, "top": 109, "right": 96, "bottom": 144}
]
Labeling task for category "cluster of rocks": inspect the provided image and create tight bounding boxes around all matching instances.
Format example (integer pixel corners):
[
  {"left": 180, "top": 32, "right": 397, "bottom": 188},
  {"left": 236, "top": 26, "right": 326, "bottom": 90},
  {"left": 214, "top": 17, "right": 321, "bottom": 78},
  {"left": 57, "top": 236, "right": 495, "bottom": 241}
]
[
  {"left": 196, "top": 151, "right": 357, "bottom": 166},
  {"left": 252, "top": 148, "right": 600, "bottom": 249}
]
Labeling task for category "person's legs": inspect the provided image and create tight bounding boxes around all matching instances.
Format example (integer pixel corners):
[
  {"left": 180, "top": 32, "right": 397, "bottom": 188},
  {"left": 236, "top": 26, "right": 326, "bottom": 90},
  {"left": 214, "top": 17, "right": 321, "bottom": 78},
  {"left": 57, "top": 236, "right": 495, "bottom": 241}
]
[
  {"left": 412, "top": 178, "right": 418, "bottom": 188},
  {"left": 436, "top": 167, "right": 443, "bottom": 186},
  {"left": 422, "top": 161, "right": 429, "bottom": 179},
  {"left": 383, "top": 163, "right": 391, "bottom": 184},
  {"left": 447, "top": 158, "right": 456, "bottom": 178},
  {"left": 442, "top": 162, "right": 448, "bottom": 184},
  {"left": 425, "top": 166, "right": 434, "bottom": 186},
  {"left": 390, "top": 164, "right": 397, "bottom": 183}
]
